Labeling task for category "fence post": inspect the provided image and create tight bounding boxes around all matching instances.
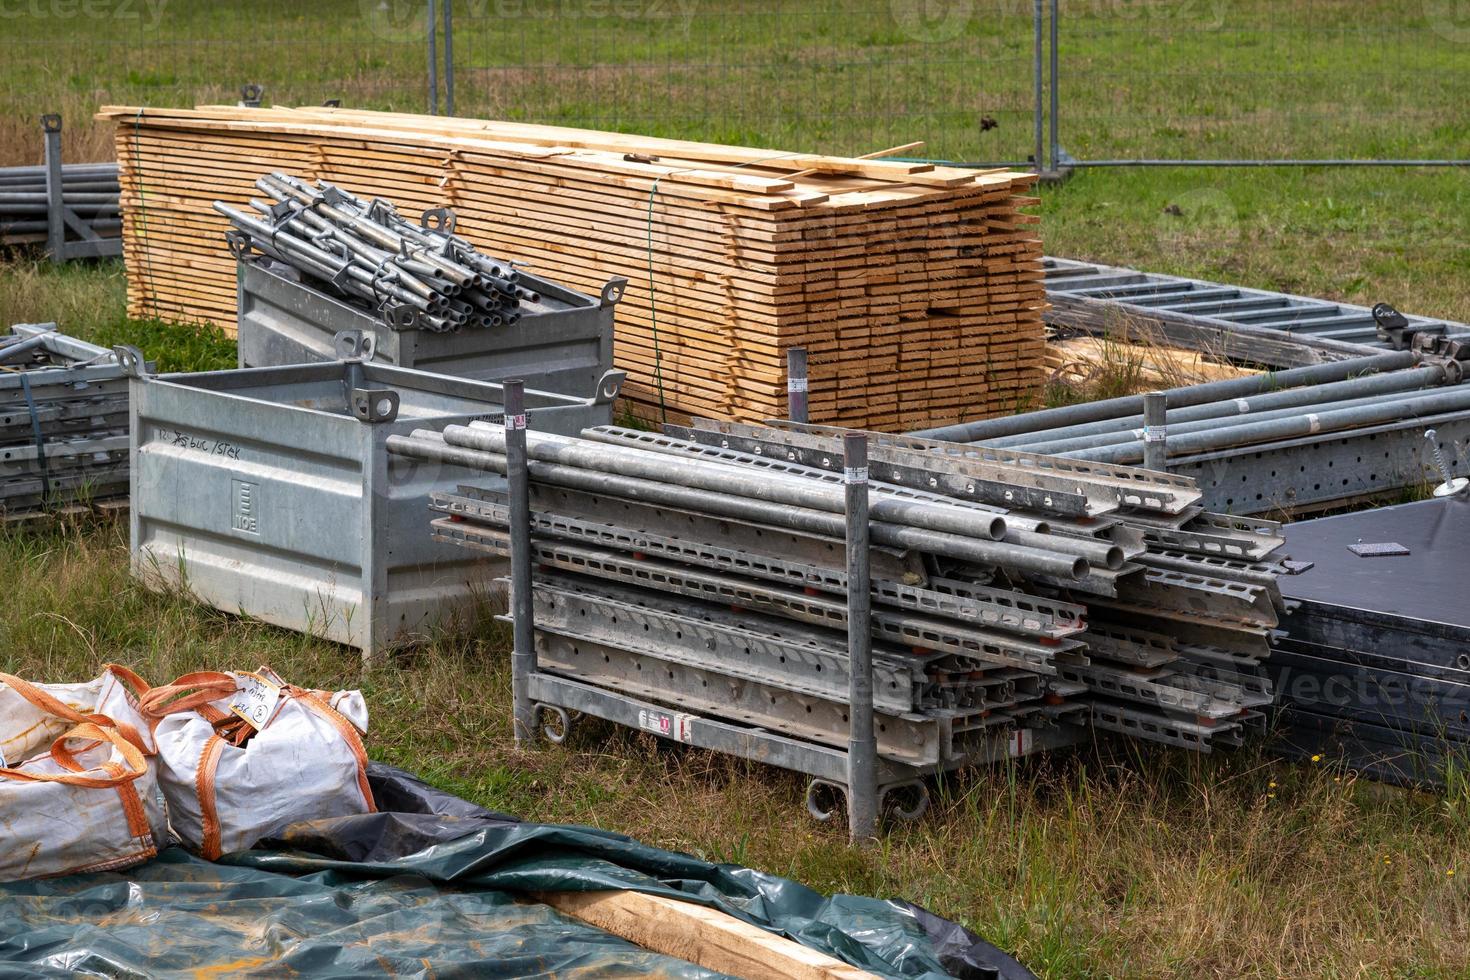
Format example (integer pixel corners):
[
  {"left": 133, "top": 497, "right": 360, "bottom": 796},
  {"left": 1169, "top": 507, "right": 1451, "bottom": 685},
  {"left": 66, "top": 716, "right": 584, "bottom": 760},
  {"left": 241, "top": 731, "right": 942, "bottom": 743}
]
[
  {"left": 844, "top": 432, "right": 877, "bottom": 843},
  {"left": 1032, "top": 0, "right": 1043, "bottom": 173},
  {"left": 505, "top": 380, "right": 538, "bottom": 746},
  {"left": 443, "top": 0, "right": 455, "bottom": 116},
  {"left": 43, "top": 114, "right": 64, "bottom": 265},
  {"left": 1049, "top": 0, "right": 1059, "bottom": 173},
  {"left": 427, "top": 0, "right": 439, "bottom": 115},
  {"left": 787, "top": 346, "right": 809, "bottom": 424}
]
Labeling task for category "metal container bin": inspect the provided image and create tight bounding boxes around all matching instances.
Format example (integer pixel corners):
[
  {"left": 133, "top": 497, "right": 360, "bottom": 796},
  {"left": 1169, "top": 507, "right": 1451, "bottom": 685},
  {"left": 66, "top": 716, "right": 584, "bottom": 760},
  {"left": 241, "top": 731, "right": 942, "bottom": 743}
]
[
  {"left": 236, "top": 257, "right": 623, "bottom": 400},
  {"left": 123, "top": 338, "right": 624, "bottom": 660}
]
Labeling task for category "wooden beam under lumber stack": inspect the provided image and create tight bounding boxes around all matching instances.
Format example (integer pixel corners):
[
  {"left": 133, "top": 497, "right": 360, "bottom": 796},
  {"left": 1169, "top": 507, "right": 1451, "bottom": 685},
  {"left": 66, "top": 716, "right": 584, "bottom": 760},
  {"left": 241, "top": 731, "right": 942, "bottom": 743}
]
[{"left": 98, "top": 105, "right": 1045, "bottom": 430}]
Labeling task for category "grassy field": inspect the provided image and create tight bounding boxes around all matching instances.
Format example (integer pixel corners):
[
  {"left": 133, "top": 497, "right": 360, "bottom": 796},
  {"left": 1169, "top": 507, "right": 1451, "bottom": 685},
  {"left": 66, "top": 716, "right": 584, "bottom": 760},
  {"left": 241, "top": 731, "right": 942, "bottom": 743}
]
[{"left": 3, "top": 0, "right": 1470, "bottom": 976}]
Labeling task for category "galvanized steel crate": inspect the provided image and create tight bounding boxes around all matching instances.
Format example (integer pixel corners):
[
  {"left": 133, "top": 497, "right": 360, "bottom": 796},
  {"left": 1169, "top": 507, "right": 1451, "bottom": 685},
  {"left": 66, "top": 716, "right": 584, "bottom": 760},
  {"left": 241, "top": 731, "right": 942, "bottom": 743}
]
[
  {"left": 122, "top": 343, "right": 624, "bottom": 660},
  {"left": 236, "top": 258, "right": 622, "bottom": 400}
]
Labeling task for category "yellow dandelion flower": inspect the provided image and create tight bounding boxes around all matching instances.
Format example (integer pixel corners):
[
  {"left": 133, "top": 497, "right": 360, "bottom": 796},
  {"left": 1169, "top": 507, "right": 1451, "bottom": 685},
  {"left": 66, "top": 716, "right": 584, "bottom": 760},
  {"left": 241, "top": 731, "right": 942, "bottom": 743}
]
[
  {"left": 1266, "top": 793, "right": 1275, "bottom": 800},
  {"left": 1269, "top": 781, "right": 1278, "bottom": 788},
  {"left": 1311, "top": 754, "right": 1322, "bottom": 763},
  {"left": 1449, "top": 869, "right": 1456, "bottom": 877}
]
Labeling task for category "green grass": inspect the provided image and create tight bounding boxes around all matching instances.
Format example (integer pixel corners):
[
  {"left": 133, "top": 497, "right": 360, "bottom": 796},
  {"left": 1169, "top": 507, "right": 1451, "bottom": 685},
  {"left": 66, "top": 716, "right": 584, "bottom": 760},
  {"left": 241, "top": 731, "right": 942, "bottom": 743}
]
[
  {"left": 3, "top": 517, "right": 1470, "bottom": 977},
  {"left": 2, "top": 1, "right": 1470, "bottom": 974}
]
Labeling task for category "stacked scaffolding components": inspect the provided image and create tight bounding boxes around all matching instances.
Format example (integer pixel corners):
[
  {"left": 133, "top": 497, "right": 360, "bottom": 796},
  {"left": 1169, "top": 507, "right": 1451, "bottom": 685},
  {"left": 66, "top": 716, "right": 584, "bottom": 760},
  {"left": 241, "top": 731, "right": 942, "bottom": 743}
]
[
  {"left": 913, "top": 351, "right": 1470, "bottom": 515},
  {"left": 1269, "top": 459, "right": 1470, "bottom": 788},
  {"left": 0, "top": 161, "right": 119, "bottom": 247},
  {"left": 388, "top": 411, "right": 1284, "bottom": 827},
  {"left": 0, "top": 116, "right": 121, "bottom": 260},
  {"left": 217, "top": 173, "right": 542, "bottom": 335},
  {"left": 0, "top": 323, "right": 131, "bottom": 518}
]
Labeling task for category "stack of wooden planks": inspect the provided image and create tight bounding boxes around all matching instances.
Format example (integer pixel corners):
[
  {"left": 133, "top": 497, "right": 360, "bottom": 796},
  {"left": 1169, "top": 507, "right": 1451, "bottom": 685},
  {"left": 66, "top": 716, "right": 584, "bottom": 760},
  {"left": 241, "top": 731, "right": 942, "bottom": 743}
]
[{"left": 98, "top": 105, "right": 1045, "bottom": 429}]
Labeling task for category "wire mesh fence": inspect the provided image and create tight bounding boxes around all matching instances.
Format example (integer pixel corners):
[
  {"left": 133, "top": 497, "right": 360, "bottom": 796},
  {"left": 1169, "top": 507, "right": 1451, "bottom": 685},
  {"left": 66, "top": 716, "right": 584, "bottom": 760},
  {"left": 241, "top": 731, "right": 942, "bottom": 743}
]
[
  {"left": 0, "top": 0, "right": 1465, "bottom": 168},
  {"left": 0, "top": 0, "right": 426, "bottom": 167},
  {"left": 1052, "top": 0, "right": 1470, "bottom": 166},
  {"left": 442, "top": 0, "right": 1039, "bottom": 162}
]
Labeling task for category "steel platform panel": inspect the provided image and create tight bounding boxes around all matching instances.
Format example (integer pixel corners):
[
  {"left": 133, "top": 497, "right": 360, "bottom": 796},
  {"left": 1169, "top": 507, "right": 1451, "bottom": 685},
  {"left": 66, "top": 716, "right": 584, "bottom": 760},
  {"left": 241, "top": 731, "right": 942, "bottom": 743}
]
[
  {"left": 1269, "top": 496, "right": 1470, "bottom": 785},
  {"left": 1046, "top": 257, "right": 1470, "bottom": 350}
]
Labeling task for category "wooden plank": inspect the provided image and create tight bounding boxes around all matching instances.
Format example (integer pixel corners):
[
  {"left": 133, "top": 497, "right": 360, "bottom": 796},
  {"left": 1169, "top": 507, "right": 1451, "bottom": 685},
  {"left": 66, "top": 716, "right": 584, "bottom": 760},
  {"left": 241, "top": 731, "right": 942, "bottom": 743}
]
[{"left": 535, "top": 890, "right": 879, "bottom": 980}]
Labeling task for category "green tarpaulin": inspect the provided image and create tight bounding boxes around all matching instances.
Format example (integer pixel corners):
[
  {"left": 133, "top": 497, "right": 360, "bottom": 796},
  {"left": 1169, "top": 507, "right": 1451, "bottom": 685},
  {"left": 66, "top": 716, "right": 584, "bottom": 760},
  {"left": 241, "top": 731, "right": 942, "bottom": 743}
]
[{"left": 0, "top": 765, "right": 1030, "bottom": 980}]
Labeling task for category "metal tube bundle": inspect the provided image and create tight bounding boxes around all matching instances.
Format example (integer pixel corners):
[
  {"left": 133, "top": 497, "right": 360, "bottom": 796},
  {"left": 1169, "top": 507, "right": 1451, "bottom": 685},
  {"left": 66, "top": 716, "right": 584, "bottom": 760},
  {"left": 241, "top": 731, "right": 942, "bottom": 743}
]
[
  {"left": 214, "top": 172, "right": 534, "bottom": 334},
  {"left": 390, "top": 415, "right": 1287, "bottom": 819},
  {"left": 0, "top": 323, "right": 130, "bottom": 516},
  {"left": 0, "top": 162, "right": 120, "bottom": 246},
  {"left": 911, "top": 353, "right": 1470, "bottom": 514},
  {"left": 911, "top": 351, "right": 1419, "bottom": 444}
]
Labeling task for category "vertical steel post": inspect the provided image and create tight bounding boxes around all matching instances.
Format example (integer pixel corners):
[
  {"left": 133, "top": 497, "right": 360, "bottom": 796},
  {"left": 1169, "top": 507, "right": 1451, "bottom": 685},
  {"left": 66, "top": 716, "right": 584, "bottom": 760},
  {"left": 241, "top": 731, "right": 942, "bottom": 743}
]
[
  {"left": 505, "top": 380, "right": 537, "bottom": 745},
  {"left": 427, "top": 0, "right": 439, "bottom": 115},
  {"left": 442, "top": 0, "right": 455, "bottom": 116},
  {"left": 844, "top": 432, "right": 877, "bottom": 843},
  {"left": 1142, "top": 391, "right": 1168, "bottom": 471},
  {"left": 1049, "top": 0, "right": 1059, "bottom": 173},
  {"left": 1032, "top": 0, "right": 1044, "bottom": 174},
  {"left": 42, "top": 114, "right": 64, "bottom": 265},
  {"left": 787, "top": 346, "right": 809, "bottom": 424}
]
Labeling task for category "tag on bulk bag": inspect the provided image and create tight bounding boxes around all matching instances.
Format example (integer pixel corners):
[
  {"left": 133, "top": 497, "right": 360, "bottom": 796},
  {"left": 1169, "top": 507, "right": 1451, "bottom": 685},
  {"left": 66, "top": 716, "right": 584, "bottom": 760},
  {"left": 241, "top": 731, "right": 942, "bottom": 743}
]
[
  {"left": 0, "top": 669, "right": 167, "bottom": 881},
  {"left": 140, "top": 667, "right": 374, "bottom": 860}
]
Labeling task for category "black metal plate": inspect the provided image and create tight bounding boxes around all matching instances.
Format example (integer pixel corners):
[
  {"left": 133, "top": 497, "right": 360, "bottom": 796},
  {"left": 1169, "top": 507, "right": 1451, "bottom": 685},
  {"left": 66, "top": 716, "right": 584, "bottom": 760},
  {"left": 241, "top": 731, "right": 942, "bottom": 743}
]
[{"left": 1280, "top": 497, "right": 1470, "bottom": 629}]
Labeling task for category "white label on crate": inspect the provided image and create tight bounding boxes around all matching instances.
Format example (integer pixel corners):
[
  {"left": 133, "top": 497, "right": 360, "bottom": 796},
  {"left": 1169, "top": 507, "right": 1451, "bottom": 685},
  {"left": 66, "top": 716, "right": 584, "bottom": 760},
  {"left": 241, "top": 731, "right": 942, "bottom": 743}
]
[
  {"left": 787, "top": 377, "right": 808, "bottom": 394},
  {"left": 505, "top": 413, "right": 527, "bottom": 431},
  {"left": 226, "top": 672, "right": 282, "bottom": 731},
  {"left": 844, "top": 466, "right": 868, "bottom": 485},
  {"left": 638, "top": 708, "right": 695, "bottom": 743},
  {"left": 231, "top": 479, "right": 260, "bottom": 535},
  {"left": 1009, "top": 728, "right": 1033, "bottom": 758},
  {"left": 1144, "top": 426, "right": 1167, "bottom": 443}
]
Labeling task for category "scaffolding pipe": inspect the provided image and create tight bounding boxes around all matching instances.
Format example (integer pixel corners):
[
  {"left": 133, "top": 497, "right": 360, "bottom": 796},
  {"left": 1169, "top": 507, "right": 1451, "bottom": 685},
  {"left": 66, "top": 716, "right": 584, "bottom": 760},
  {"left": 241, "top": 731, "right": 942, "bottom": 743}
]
[
  {"left": 844, "top": 432, "right": 877, "bottom": 844},
  {"left": 1064, "top": 385, "right": 1470, "bottom": 464},
  {"left": 504, "top": 380, "right": 536, "bottom": 745},
  {"left": 387, "top": 432, "right": 1090, "bottom": 579},
  {"left": 448, "top": 423, "right": 1011, "bottom": 544},
  {"left": 984, "top": 363, "right": 1449, "bottom": 449},
  {"left": 910, "top": 351, "right": 1419, "bottom": 443}
]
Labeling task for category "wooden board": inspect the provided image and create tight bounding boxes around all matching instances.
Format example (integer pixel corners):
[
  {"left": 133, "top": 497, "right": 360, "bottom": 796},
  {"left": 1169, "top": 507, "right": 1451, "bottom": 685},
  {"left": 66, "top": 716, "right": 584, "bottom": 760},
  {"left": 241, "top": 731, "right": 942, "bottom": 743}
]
[
  {"left": 101, "top": 106, "right": 1047, "bottom": 430},
  {"left": 535, "top": 889, "right": 880, "bottom": 980}
]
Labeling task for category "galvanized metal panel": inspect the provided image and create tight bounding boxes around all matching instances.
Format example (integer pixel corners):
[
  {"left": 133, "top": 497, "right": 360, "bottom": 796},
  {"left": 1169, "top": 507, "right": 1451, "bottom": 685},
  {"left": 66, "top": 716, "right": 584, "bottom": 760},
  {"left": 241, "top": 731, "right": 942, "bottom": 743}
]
[{"left": 130, "top": 358, "right": 620, "bottom": 659}]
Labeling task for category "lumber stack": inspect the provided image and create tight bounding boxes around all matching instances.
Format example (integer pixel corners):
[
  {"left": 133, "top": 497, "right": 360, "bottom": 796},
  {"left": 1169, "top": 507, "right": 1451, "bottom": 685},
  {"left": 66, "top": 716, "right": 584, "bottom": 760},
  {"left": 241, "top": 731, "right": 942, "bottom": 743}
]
[{"left": 99, "top": 105, "right": 1045, "bottom": 429}]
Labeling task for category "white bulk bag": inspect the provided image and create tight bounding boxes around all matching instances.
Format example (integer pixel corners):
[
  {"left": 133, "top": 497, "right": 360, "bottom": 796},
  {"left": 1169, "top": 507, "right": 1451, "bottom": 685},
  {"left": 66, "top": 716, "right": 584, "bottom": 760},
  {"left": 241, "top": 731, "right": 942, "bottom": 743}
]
[
  {"left": 141, "top": 668, "right": 374, "bottom": 859},
  {"left": 0, "top": 665, "right": 156, "bottom": 765},
  {"left": 0, "top": 669, "right": 166, "bottom": 881}
]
